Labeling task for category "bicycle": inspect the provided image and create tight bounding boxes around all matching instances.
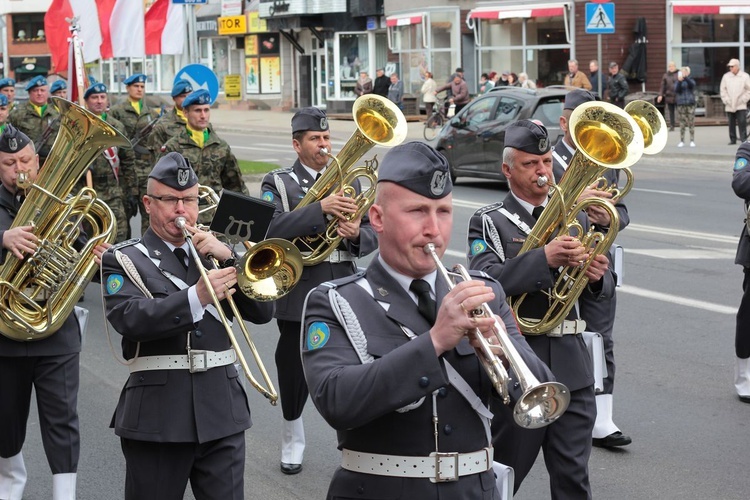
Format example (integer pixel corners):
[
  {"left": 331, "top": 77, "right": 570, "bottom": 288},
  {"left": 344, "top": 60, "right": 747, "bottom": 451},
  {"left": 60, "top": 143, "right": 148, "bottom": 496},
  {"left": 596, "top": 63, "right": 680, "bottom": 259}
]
[{"left": 423, "top": 97, "right": 448, "bottom": 141}]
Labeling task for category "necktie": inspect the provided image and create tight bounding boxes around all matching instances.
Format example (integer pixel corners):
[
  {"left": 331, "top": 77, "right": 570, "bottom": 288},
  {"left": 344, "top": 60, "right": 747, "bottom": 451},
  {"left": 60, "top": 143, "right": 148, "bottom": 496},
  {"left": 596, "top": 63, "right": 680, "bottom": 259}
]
[
  {"left": 410, "top": 279, "right": 437, "bottom": 324},
  {"left": 173, "top": 247, "right": 189, "bottom": 271},
  {"left": 315, "top": 172, "right": 322, "bottom": 182},
  {"left": 532, "top": 205, "right": 544, "bottom": 220}
]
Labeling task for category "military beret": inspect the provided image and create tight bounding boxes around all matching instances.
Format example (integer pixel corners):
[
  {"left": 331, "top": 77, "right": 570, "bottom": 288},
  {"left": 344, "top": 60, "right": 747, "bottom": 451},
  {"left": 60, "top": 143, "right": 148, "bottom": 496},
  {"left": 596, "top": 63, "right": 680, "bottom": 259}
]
[
  {"left": 377, "top": 141, "right": 452, "bottom": 199},
  {"left": 0, "top": 78, "right": 15, "bottom": 89},
  {"left": 124, "top": 73, "right": 147, "bottom": 86},
  {"left": 0, "top": 94, "right": 8, "bottom": 107},
  {"left": 171, "top": 79, "right": 193, "bottom": 97},
  {"left": 50, "top": 80, "right": 67, "bottom": 94},
  {"left": 182, "top": 89, "right": 211, "bottom": 108},
  {"left": 564, "top": 89, "right": 597, "bottom": 110},
  {"left": 148, "top": 152, "right": 198, "bottom": 191},
  {"left": 291, "top": 107, "right": 328, "bottom": 134},
  {"left": 84, "top": 82, "right": 108, "bottom": 100},
  {"left": 24, "top": 75, "right": 47, "bottom": 91},
  {"left": 735, "top": 142, "right": 750, "bottom": 171},
  {"left": 0, "top": 124, "right": 31, "bottom": 154},
  {"left": 504, "top": 120, "right": 551, "bottom": 155}
]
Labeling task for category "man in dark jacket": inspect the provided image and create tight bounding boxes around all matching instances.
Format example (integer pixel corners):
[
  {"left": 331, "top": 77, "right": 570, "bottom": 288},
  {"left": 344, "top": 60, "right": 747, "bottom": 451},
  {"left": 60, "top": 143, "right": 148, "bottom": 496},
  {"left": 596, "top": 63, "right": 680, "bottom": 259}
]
[
  {"left": 607, "top": 62, "right": 629, "bottom": 108},
  {"left": 373, "top": 69, "right": 390, "bottom": 98},
  {"left": 657, "top": 61, "right": 679, "bottom": 130}
]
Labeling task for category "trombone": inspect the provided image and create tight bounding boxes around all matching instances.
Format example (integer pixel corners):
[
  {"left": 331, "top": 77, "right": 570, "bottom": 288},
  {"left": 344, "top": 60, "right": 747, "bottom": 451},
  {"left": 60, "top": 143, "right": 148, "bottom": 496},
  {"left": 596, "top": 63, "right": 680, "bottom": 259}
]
[
  {"left": 175, "top": 216, "right": 278, "bottom": 406},
  {"left": 424, "top": 243, "right": 570, "bottom": 429}
]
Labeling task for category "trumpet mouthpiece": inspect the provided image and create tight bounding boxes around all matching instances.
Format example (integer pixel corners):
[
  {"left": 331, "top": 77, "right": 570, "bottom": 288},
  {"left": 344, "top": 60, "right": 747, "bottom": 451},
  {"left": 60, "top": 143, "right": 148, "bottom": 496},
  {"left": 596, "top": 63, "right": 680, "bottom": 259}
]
[
  {"left": 536, "top": 175, "right": 548, "bottom": 187},
  {"left": 423, "top": 243, "right": 436, "bottom": 254},
  {"left": 174, "top": 216, "right": 187, "bottom": 229},
  {"left": 319, "top": 147, "right": 329, "bottom": 156}
]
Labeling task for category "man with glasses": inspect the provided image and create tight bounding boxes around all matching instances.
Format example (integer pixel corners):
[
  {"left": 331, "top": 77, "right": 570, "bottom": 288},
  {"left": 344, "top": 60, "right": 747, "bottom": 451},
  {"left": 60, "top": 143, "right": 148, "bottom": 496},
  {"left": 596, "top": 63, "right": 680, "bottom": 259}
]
[{"left": 720, "top": 58, "right": 750, "bottom": 145}]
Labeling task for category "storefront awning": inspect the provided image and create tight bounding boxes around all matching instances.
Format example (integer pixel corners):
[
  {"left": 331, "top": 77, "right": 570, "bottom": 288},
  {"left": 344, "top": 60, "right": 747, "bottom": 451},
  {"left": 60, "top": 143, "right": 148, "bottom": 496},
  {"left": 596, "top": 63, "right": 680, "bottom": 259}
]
[
  {"left": 468, "top": 2, "right": 569, "bottom": 20},
  {"left": 386, "top": 14, "right": 424, "bottom": 27},
  {"left": 671, "top": 1, "right": 750, "bottom": 15}
]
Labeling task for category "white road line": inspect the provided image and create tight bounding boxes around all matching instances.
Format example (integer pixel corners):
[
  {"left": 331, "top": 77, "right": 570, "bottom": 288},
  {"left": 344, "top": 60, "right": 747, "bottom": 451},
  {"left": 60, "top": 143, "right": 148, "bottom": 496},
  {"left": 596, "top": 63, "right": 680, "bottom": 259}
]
[
  {"left": 627, "top": 223, "right": 737, "bottom": 244},
  {"left": 626, "top": 248, "right": 735, "bottom": 259},
  {"left": 619, "top": 285, "right": 737, "bottom": 315},
  {"left": 631, "top": 187, "right": 694, "bottom": 196}
]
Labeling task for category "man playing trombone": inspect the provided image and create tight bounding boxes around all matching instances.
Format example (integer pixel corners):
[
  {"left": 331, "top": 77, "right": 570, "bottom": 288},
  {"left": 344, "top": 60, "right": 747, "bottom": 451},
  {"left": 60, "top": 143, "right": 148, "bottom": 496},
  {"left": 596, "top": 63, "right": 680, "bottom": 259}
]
[
  {"left": 101, "top": 153, "right": 274, "bottom": 499},
  {"left": 302, "top": 142, "right": 551, "bottom": 499},
  {"left": 467, "top": 121, "right": 614, "bottom": 499}
]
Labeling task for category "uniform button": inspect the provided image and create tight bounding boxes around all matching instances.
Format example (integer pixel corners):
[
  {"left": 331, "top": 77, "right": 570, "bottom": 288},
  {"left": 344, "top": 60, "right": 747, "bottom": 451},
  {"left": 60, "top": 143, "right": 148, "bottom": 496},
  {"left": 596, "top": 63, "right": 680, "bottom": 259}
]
[
  {"left": 195, "top": 329, "right": 203, "bottom": 338},
  {"left": 535, "top": 281, "right": 543, "bottom": 289},
  {"left": 173, "top": 316, "right": 180, "bottom": 324},
  {"left": 357, "top": 485, "right": 364, "bottom": 494},
  {"left": 438, "top": 387, "right": 448, "bottom": 397},
  {"left": 418, "top": 376, "right": 430, "bottom": 388},
  {"left": 514, "top": 382, "right": 520, "bottom": 389},
  {"left": 443, "top": 424, "right": 453, "bottom": 435}
]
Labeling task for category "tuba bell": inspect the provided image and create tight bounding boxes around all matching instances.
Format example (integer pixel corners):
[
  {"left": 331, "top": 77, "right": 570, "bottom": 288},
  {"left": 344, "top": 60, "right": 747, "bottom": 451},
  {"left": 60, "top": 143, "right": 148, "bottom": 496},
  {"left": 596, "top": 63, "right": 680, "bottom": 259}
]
[{"left": 0, "top": 98, "right": 130, "bottom": 340}]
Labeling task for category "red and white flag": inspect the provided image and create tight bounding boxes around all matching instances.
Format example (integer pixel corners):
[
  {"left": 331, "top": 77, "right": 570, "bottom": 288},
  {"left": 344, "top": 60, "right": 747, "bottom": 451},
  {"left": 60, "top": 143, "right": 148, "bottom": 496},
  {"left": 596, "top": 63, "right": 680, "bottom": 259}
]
[
  {"left": 108, "top": 0, "right": 145, "bottom": 58},
  {"left": 145, "top": 0, "right": 185, "bottom": 55},
  {"left": 44, "top": 0, "right": 103, "bottom": 73}
]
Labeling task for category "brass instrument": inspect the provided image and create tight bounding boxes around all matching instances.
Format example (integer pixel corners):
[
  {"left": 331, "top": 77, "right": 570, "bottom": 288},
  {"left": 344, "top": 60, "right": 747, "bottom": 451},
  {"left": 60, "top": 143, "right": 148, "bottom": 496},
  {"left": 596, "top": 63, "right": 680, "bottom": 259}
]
[
  {"left": 196, "top": 185, "right": 303, "bottom": 301},
  {"left": 0, "top": 97, "right": 130, "bottom": 340},
  {"left": 425, "top": 243, "right": 570, "bottom": 428},
  {"left": 294, "top": 94, "right": 407, "bottom": 266},
  {"left": 510, "top": 100, "right": 665, "bottom": 335},
  {"left": 175, "top": 217, "right": 279, "bottom": 405}
]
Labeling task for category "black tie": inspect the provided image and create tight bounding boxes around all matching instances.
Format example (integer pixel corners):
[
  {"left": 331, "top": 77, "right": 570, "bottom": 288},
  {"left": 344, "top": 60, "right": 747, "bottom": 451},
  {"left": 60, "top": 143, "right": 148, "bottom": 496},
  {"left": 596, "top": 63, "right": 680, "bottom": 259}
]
[
  {"left": 173, "top": 247, "right": 189, "bottom": 271},
  {"left": 532, "top": 206, "right": 544, "bottom": 220},
  {"left": 410, "top": 279, "right": 437, "bottom": 325},
  {"left": 314, "top": 172, "right": 322, "bottom": 182}
]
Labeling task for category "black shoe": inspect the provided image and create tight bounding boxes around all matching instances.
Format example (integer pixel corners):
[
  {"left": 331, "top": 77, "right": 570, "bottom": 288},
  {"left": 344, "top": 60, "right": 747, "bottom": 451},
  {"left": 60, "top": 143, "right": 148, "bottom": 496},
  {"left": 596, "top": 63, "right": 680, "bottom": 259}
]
[
  {"left": 592, "top": 431, "right": 632, "bottom": 448},
  {"left": 739, "top": 395, "right": 750, "bottom": 404},
  {"left": 280, "top": 462, "right": 302, "bottom": 475}
]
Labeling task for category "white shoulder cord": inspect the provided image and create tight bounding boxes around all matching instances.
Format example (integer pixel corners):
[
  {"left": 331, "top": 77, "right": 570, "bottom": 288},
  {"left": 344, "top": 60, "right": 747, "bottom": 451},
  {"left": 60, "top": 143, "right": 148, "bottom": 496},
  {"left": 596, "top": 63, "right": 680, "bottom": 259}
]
[
  {"left": 273, "top": 173, "right": 291, "bottom": 213},
  {"left": 482, "top": 213, "right": 506, "bottom": 263}
]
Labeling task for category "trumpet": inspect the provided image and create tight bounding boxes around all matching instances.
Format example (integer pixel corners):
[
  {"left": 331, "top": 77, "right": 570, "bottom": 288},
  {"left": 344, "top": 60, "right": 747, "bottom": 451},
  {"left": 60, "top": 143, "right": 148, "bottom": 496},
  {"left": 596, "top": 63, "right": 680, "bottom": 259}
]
[
  {"left": 175, "top": 217, "right": 278, "bottom": 405},
  {"left": 424, "top": 243, "right": 570, "bottom": 429}
]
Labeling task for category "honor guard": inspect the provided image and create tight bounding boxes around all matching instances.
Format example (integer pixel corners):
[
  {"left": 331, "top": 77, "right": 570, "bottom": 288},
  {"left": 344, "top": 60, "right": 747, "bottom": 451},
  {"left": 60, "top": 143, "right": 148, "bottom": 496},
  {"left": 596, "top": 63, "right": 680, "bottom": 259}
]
[
  {"left": 49, "top": 80, "right": 67, "bottom": 98},
  {"left": 260, "top": 107, "right": 378, "bottom": 475},
  {"left": 109, "top": 73, "right": 159, "bottom": 237},
  {"left": 0, "top": 78, "right": 16, "bottom": 112},
  {"left": 147, "top": 79, "right": 192, "bottom": 158},
  {"left": 8, "top": 76, "right": 59, "bottom": 167},
  {"left": 732, "top": 142, "right": 750, "bottom": 403}
]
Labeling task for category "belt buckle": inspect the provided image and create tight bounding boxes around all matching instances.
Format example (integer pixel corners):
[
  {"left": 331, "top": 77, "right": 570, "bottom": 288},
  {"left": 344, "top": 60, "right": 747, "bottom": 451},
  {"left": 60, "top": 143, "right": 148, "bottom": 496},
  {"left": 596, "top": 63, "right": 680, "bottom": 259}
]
[
  {"left": 430, "top": 452, "right": 459, "bottom": 483},
  {"left": 328, "top": 250, "right": 341, "bottom": 264},
  {"left": 546, "top": 327, "right": 563, "bottom": 338},
  {"left": 188, "top": 350, "right": 208, "bottom": 373}
]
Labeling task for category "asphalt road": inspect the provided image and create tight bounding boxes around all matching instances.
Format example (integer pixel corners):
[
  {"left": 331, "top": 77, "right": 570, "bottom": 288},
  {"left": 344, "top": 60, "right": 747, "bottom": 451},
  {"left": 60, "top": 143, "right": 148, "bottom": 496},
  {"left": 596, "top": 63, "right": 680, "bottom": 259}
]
[{"left": 14, "top": 152, "right": 750, "bottom": 499}]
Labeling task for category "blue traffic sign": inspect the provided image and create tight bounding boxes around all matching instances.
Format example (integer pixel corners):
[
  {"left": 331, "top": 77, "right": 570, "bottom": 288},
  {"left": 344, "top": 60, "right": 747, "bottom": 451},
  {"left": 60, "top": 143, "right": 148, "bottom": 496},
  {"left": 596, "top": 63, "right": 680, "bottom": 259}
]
[
  {"left": 172, "top": 0, "right": 208, "bottom": 4},
  {"left": 585, "top": 3, "right": 615, "bottom": 35},
  {"left": 175, "top": 64, "right": 219, "bottom": 103}
]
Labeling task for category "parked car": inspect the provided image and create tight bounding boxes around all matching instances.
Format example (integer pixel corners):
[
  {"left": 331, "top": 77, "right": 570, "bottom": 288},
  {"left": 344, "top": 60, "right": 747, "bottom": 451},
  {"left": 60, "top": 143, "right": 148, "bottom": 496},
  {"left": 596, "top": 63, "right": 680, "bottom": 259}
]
[{"left": 435, "top": 86, "right": 569, "bottom": 183}]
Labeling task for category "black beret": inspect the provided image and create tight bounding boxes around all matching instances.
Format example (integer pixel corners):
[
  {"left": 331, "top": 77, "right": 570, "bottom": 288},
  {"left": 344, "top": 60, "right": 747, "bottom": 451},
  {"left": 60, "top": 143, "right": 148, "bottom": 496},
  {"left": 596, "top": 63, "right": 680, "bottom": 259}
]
[
  {"left": 182, "top": 89, "right": 211, "bottom": 108},
  {"left": 377, "top": 141, "right": 452, "bottom": 199},
  {"left": 735, "top": 142, "right": 750, "bottom": 171},
  {"left": 0, "top": 124, "right": 31, "bottom": 154},
  {"left": 504, "top": 120, "right": 551, "bottom": 155},
  {"left": 84, "top": 82, "right": 108, "bottom": 100},
  {"left": 564, "top": 89, "right": 597, "bottom": 110},
  {"left": 292, "top": 107, "right": 328, "bottom": 134},
  {"left": 24, "top": 75, "right": 47, "bottom": 91},
  {"left": 171, "top": 79, "right": 193, "bottom": 97},
  {"left": 148, "top": 152, "right": 198, "bottom": 191}
]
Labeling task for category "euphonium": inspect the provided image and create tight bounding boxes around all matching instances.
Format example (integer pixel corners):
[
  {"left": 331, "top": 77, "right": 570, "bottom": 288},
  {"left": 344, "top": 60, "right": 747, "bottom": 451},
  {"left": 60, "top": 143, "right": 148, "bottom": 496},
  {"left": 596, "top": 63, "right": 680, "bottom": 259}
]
[
  {"left": 0, "top": 98, "right": 130, "bottom": 340},
  {"left": 294, "top": 94, "right": 407, "bottom": 266}
]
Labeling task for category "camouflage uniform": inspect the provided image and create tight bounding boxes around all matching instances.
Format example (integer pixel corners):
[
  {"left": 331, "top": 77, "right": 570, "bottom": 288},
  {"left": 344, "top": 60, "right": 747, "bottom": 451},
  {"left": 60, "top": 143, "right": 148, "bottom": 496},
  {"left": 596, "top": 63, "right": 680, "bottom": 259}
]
[
  {"left": 109, "top": 100, "right": 160, "bottom": 236},
  {"left": 9, "top": 101, "right": 60, "bottom": 164},
  {"left": 147, "top": 108, "right": 185, "bottom": 158},
  {"left": 158, "top": 126, "right": 249, "bottom": 224}
]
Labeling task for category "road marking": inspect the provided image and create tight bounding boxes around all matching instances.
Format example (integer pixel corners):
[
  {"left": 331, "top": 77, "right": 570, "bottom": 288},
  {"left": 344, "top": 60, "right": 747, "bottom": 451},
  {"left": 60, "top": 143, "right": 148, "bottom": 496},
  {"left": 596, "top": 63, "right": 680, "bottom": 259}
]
[
  {"left": 627, "top": 223, "right": 737, "bottom": 244},
  {"left": 631, "top": 187, "right": 694, "bottom": 197},
  {"left": 626, "top": 248, "right": 735, "bottom": 259},
  {"left": 619, "top": 285, "right": 737, "bottom": 315}
]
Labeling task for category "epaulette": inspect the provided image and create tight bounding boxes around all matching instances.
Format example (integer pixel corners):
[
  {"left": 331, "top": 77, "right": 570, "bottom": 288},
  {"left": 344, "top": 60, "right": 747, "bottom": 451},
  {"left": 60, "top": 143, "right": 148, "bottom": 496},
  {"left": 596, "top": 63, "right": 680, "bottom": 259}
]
[
  {"left": 269, "top": 166, "right": 293, "bottom": 175},
  {"left": 474, "top": 202, "right": 503, "bottom": 216},
  {"left": 110, "top": 238, "right": 140, "bottom": 251},
  {"left": 320, "top": 270, "right": 366, "bottom": 290}
]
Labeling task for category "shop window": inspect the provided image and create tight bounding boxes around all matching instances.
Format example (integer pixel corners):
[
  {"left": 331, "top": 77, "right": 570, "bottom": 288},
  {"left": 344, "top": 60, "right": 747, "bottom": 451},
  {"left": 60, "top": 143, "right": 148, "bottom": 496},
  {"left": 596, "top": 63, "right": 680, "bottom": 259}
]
[
  {"left": 13, "top": 14, "right": 45, "bottom": 42},
  {"left": 245, "top": 33, "right": 281, "bottom": 94},
  {"left": 681, "top": 15, "right": 739, "bottom": 44}
]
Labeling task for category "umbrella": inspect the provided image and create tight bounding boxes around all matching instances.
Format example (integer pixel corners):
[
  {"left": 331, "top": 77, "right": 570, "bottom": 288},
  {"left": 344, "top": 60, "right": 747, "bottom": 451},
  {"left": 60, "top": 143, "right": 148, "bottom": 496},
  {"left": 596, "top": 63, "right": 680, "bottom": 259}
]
[{"left": 622, "top": 17, "right": 648, "bottom": 83}]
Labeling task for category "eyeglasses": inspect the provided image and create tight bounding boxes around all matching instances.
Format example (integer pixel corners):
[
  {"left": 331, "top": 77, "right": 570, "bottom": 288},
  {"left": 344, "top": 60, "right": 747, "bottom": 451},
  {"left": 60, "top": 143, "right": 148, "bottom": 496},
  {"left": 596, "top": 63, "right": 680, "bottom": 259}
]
[{"left": 147, "top": 194, "right": 199, "bottom": 207}]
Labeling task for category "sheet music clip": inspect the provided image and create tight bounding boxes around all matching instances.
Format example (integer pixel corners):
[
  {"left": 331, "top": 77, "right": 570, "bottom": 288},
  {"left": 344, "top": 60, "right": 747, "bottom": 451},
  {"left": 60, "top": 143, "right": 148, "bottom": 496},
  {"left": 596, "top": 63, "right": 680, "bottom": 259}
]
[{"left": 209, "top": 190, "right": 276, "bottom": 245}]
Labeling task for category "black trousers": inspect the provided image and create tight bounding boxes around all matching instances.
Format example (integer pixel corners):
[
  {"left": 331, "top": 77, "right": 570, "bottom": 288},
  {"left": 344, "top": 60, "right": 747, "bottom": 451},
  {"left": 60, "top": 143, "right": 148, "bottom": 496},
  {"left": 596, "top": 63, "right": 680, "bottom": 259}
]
[
  {"left": 0, "top": 353, "right": 80, "bottom": 473},
  {"left": 665, "top": 102, "right": 676, "bottom": 128},
  {"left": 737, "top": 268, "right": 750, "bottom": 358},
  {"left": 275, "top": 319, "right": 308, "bottom": 420},
  {"left": 728, "top": 110, "right": 748, "bottom": 143},
  {"left": 121, "top": 432, "right": 245, "bottom": 500}
]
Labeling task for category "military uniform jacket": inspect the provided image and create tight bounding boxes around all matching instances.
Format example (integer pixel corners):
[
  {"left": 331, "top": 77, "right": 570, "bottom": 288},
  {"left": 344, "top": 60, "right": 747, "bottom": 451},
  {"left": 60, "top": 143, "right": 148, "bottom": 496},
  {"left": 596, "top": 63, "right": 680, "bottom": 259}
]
[
  {"left": 101, "top": 229, "right": 274, "bottom": 443},
  {"left": 302, "top": 258, "right": 553, "bottom": 499},
  {"left": 86, "top": 115, "right": 137, "bottom": 200},
  {"left": 146, "top": 108, "right": 185, "bottom": 158},
  {"left": 733, "top": 158, "right": 750, "bottom": 267},
  {"left": 159, "top": 126, "right": 249, "bottom": 197},
  {"left": 109, "top": 100, "right": 158, "bottom": 159},
  {"left": 260, "top": 160, "right": 378, "bottom": 320},
  {"left": 0, "top": 185, "right": 82, "bottom": 356},
  {"left": 8, "top": 102, "right": 60, "bottom": 159},
  {"left": 466, "top": 193, "right": 615, "bottom": 391}
]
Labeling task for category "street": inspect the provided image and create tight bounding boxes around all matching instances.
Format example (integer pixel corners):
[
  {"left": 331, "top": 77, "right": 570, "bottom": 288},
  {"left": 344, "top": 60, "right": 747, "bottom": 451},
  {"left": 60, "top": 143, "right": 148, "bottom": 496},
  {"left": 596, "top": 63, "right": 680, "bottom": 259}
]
[{"left": 13, "top": 150, "right": 750, "bottom": 499}]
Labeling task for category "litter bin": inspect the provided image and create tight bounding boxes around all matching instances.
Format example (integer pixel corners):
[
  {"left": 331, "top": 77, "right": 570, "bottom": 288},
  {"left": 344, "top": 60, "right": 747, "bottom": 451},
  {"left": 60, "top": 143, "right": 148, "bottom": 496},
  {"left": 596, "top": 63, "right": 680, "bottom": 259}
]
[{"left": 402, "top": 95, "right": 418, "bottom": 115}]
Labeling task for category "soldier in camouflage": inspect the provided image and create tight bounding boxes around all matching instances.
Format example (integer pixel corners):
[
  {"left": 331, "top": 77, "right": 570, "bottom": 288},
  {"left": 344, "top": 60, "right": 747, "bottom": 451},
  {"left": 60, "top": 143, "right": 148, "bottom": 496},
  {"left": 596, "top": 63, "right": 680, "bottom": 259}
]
[
  {"left": 0, "top": 78, "right": 16, "bottom": 112},
  {"left": 147, "top": 79, "right": 192, "bottom": 158},
  {"left": 109, "top": 73, "right": 161, "bottom": 237},
  {"left": 50, "top": 80, "right": 67, "bottom": 98},
  {"left": 82, "top": 83, "right": 137, "bottom": 243},
  {"left": 158, "top": 89, "right": 248, "bottom": 223},
  {"left": 9, "top": 76, "right": 59, "bottom": 166},
  {"left": 0, "top": 94, "right": 9, "bottom": 135}
]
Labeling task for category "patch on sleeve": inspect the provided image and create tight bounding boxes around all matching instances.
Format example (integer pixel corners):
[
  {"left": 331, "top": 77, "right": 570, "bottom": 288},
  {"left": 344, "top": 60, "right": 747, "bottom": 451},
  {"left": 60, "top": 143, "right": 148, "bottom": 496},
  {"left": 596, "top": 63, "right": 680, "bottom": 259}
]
[
  {"left": 735, "top": 157, "right": 748, "bottom": 171},
  {"left": 262, "top": 191, "right": 274, "bottom": 202},
  {"left": 106, "top": 274, "right": 124, "bottom": 295},
  {"left": 470, "top": 239, "right": 488, "bottom": 255},
  {"left": 306, "top": 322, "right": 330, "bottom": 350}
]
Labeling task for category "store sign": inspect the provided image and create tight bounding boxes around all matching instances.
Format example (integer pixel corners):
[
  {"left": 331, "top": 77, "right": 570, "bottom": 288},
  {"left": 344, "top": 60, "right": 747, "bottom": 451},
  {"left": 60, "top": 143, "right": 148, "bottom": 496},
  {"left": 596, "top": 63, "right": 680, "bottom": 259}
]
[
  {"left": 258, "top": 0, "right": 345, "bottom": 18},
  {"left": 225, "top": 74, "right": 242, "bottom": 100},
  {"left": 221, "top": 0, "right": 242, "bottom": 16},
  {"left": 218, "top": 15, "right": 247, "bottom": 35}
]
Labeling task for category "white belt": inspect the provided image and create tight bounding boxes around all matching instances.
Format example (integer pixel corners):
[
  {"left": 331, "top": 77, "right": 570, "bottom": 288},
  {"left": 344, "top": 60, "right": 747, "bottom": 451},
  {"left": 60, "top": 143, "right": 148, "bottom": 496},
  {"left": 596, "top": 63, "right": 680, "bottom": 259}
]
[
  {"left": 341, "top": 447, "right": 493, "bottom": 483},
  {"left": 521, "top": 318, "right": 586, "bottom": 337},
  {"left": 127, "top": 349, "right": 237, "bottom": 373},
  {"left": 301, "top": 249, "right": 355, "bottom": 264}
]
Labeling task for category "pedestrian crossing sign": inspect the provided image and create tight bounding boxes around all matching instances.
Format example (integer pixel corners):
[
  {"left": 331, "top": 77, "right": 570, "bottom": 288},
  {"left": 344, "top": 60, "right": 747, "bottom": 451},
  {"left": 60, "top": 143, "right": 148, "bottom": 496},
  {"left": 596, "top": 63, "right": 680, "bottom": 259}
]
[{"left": 585, "top": 2, "right": 615, "bottom": 34}]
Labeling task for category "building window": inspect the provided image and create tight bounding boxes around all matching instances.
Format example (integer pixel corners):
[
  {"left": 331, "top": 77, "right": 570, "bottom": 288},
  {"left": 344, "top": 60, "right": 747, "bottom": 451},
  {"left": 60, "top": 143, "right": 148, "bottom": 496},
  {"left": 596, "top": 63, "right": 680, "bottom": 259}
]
[
  {"left": 13, "top": 14, "right": 46, "bottom": 42},
  {"left": 245, "top": 33, "right": 281, "bottom": 94}
]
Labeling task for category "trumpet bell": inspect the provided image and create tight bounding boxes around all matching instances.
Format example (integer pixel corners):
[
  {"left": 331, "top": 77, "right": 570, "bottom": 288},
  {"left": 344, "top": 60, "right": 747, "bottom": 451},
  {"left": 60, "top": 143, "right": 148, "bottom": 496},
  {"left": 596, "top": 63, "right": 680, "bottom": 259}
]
[
  {"left": 624, "top": 100, "right": 668, "bottom": 155},
  {"left": 570, "top": 101, "right": 643, "bottom": 169},
  {"left": 237, "top": 238, "right": 303, "bottom": 302},
  {"left": 353, "top": 95, "right": 408, "bottom": 146},
  {"left": 514, "top": 382, "right": 571, "bottom": 429}
]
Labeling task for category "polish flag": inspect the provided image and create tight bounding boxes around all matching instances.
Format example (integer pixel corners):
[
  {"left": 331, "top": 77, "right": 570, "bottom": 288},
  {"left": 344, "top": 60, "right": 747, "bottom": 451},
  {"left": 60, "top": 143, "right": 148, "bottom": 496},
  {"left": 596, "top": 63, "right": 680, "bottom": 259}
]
[
  {"left": 145, "top": 0, "right": 185, "bottom": 55},
  {"left": 44, "top": 0, "right": 103, "bottom": 73},
  {"left": 95, "top": 0, "right": 116, "bottom": 59},
  {"left": 107, "top": 0, "right": 145, "bottom": 58}
]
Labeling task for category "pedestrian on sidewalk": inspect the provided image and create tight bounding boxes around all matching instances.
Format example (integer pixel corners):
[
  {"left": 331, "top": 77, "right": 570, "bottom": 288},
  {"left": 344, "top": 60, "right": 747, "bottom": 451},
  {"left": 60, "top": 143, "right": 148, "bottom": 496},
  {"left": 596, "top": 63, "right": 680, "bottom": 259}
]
[
  {"left": 720, "top": 58, "right": 750, "bottom": 145},
  {"left": 657, "top": 61, "right": 679, "bottom": 131},
  {"left": 607, "top": 62, "right": 629, "bottom": 108},
  {"left": 675, "top": 66, "right": 697, "bottom": 148}
]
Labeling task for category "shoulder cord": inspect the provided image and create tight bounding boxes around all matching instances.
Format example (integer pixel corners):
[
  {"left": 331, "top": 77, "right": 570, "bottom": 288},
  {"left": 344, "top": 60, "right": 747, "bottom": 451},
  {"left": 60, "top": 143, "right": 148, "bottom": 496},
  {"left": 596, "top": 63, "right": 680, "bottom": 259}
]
[
  {"left": 482, "top": 213, "right": 506, "bottom": 263},
  {"left": 273, "top": 173, "right": 290, "bottom": 213}
]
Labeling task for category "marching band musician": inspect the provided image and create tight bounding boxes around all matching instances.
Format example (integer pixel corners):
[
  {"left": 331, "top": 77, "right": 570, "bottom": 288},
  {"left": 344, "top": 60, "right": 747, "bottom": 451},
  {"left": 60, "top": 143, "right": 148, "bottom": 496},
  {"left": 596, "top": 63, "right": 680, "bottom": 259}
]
[
  {"left": 0, "top": 125, "right": 107, "bottom": 500},
  {"left": 466, "top": 120, "right": 614, "bottom": 499},
  {"left": 260, "top": 107, "right": 378, "bottom": 475},
  {"left": 551, "top": 89, "right": 632, "bottom": 448},
  {"left": 146, "top": 79, "right": 193, "bottom": 159},
  {"left": 101, "top": 153, "right": 274, "bottom": 499},
  {"left": 301, "top": 141, "right": 552, "bottom": 499},
  {"left": 109, "top": 73, "right": 158, "bottom": 237},
  {"left": 8, "top": 76, "right": 59, "bottom": 167},
  {"left": 731, "top": 142, "right": 750, "bottom": 404}
]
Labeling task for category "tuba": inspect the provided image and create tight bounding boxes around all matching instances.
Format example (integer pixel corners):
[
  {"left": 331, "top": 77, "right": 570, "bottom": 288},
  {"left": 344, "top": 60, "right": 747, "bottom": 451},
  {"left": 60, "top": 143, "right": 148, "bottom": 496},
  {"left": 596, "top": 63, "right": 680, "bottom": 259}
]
[
  {"left": 509, "top": 100, "right": 664, "bottom": 334},
  {"left": 294, "top": 94, "right": 407, "bottom": 266},
  {"left": 0, "top": 98, "right": 130, "bottom": 340}
]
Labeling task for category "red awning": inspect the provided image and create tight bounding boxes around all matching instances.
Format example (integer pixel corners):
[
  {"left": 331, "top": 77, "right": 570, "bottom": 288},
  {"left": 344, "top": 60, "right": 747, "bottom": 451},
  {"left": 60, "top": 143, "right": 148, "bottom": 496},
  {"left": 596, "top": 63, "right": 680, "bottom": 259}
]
[
  {"left": 386, "top": 14, "right": 424, "bottom": 27},
  {"left": 672, "top": 2, "right": 750, "bottom": 15},
  {"left": 469, "top": 3, "right": 568, "bottom": 20}
]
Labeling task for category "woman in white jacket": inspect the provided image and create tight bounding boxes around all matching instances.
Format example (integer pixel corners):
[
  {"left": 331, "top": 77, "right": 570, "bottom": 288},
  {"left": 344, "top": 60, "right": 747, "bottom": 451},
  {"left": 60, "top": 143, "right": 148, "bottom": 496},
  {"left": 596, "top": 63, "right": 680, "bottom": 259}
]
[{"left": 420, "top": 71, "right": 437, "bottom": 114}]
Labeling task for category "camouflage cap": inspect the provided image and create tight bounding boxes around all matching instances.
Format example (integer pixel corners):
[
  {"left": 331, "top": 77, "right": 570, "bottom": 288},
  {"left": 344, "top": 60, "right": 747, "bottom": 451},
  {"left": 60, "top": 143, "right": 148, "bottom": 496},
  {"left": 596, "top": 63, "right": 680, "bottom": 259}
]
[
  {"left": 377, "top": 141, "right": 452, "bottom": 199},
  {"left": 148, "top": 152, "right": 198, "bottom": 191}
]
